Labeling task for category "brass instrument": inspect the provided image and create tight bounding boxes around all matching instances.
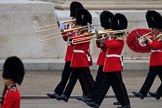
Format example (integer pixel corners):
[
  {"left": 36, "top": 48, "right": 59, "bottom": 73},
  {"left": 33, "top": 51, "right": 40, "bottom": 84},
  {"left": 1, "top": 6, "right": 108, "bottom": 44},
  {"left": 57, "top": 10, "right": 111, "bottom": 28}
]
[
  {"left": 156, "top": 33, "right": 162, "bottom": 39},
  {"left": 39, "top": 32, "right": 62, "bottom": 42},
  {"left": 61, "top": 24, "right": 94, "bottom": 33},
  {"left": 35, "top": 19, "right": 76, "bottom": 33},
  {"left": 35, "top": 23, "right": 58, "bottom": 33},
  {"left": 137, "top": 31, "right": 152, "bottom": 40},
  {"left": 58, "top": 19, "right": 76, "bottom": 23},
  {"left": 59, "top": 19, "right": 76, "bottom": 30},
  {"left": 72, "top": 29, "right": 128, "bottom": 45},
  {"left": 39, "top": 23, "right": 94, "bottom": 42}
]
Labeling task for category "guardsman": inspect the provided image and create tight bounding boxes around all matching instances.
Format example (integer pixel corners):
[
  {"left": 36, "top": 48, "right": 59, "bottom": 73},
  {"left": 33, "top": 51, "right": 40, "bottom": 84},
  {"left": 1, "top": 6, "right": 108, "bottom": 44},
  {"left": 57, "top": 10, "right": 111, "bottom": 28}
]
[
  {"left": 0, "top": 56, "right": 25, "bottom": 108},
  {"left": 47, "top": 1, "right": 90, "bottom": 99},
  {"left": 132, "top": 10, "right": 162, "bottom": 100},
  {"left": 86, "top": 13, "right": 130, "bottom": 108},
  {"left": 58, "top": 8, "right": 94, "bottom": 102},
  {"left": 82, "top": 11, "right": 121, "bottom": 106}
]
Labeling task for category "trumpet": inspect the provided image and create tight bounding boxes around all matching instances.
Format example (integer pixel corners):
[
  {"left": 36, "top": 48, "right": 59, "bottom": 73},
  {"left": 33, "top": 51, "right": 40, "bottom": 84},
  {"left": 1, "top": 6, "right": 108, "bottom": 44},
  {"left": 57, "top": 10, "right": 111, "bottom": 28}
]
[
  {"left": 137, "top": 31, "right": 152, "bottom": 40},
  {"left": 137, "top": 31, "right": 153, "bottom": 47}
]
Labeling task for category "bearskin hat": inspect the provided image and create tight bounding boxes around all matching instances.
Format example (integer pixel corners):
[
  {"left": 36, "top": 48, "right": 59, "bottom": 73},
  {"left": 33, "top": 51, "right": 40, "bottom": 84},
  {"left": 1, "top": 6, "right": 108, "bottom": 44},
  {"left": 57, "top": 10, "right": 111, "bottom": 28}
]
[
  {"left": 2, "top": 56, "right": 25, "bottom": 85},
  {"left": 146, "top": 10, "right": 161, "bottom": 28},
  {"left": 158, "top": 18, "right": 162, "bottom": 29},
  {"left": 100, "top": 11, "right": 113, "bottom": 29},
  {"left": 111, "top": 13, "right": 128, "bottom": 30},
  {"left": 76, "top": 9, "right": 92, "bottom": 26},
  {"left": 70, "top": 1, "right": 84, "bottom": 18}
]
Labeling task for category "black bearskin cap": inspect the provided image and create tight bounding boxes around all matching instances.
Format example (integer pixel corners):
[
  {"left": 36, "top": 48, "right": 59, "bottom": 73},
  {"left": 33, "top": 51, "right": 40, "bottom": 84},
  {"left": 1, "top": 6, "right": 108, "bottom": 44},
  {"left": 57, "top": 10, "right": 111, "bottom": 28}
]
[
  {"left": 146, "top": 10, "right": 161, "bottom": 28},
  {"left": 111, "top": 13, "right": 128, "bottom": 30},
  {"left": 158, "top": 18, "right": 162, "bottom": 29},
  {"left": 70, "top": 1, "right": 84, "bottom": 18},
  {"left": 2, "top": 56, "right": 25, "bottom": 85},
  {"left": 100, "top": 11, "right": 113, "bottom": 29},
  {"left": 76, "top": 9, "right": 92, "bottom": 26}
]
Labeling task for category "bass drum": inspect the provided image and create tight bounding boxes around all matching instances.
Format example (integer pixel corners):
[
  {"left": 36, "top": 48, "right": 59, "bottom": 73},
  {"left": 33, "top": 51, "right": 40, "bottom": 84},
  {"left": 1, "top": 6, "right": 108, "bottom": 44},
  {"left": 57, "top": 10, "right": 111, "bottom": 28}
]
[{"left": 126, "top": 28, "right": 151, "bottom": 53}]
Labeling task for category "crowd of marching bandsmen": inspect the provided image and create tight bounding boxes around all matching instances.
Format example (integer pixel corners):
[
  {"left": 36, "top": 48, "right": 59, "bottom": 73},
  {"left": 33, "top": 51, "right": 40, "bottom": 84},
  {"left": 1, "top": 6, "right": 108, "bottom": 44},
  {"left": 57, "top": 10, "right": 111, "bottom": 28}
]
[{"left": 1, "top": 1, "right": 162, "bottom": 108}]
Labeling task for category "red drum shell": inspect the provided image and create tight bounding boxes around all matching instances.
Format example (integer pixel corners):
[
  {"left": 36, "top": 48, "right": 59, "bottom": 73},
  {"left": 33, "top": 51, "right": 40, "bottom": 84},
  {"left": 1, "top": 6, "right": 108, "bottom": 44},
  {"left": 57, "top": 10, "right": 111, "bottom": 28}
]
[{"left": 126, "top": 28, "right": 151, "bottom": 53}]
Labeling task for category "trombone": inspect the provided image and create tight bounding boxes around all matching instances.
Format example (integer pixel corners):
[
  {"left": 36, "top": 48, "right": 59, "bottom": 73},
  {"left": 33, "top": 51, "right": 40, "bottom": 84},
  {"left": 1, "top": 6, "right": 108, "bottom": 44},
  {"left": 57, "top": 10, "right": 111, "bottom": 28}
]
[
  {"left": 35, "top": 19, "right": 76, "bottom": 33},
  {"left": 156, "top": 33, "right": 162, "bottom": 39},
  {"left": 71, "top": 29, "right": 129, "bottom": 44},
  {"left": 39, "top": 23, "right": 94, "bottom": 42},
  {"left": 71, "top": 29, "right": 129, "bottom": 45}
]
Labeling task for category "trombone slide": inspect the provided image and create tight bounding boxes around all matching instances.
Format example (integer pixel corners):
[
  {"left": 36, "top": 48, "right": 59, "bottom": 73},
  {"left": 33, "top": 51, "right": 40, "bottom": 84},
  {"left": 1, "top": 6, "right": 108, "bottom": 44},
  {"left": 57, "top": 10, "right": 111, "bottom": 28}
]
[
  {"left": 58, "top": 19, "right": 76, "bottom": 23},
  {"left": 35, "top": 26, "right": 58, "bottom": 33},
  {"left": 36, "top": 23, "right": 58, "bottom": 30},
  {"left": 62, "top": 24, "right": 94, "bottom": 33},
  {"left": 39, "top": 32, "right": 62, "bottom": 42}
]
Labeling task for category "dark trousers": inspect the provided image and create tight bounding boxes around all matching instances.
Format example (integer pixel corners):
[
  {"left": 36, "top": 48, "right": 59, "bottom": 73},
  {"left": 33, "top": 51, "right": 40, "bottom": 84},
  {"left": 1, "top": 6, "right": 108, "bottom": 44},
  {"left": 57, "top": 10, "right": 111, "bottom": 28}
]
[
  {"left": 63, "top": 67, "right": 94, "bottom": 98},
  {"left": 139, "top": 66, "right": 162, "bottom": 97},
  {"left": 80, "top": 67, "right": 95, "bottom": 95},
  {"left": 54, "top": 61, "right": 72, "bottom": 95},
  {"left": 88, "top": 66, "right": 121, "bottom": 103},
  {"left": 93, "top": 72, "right": 130, "bottom": 106},
  {"left": 87, "top": 66, "right": 104, "bottom": 99}
]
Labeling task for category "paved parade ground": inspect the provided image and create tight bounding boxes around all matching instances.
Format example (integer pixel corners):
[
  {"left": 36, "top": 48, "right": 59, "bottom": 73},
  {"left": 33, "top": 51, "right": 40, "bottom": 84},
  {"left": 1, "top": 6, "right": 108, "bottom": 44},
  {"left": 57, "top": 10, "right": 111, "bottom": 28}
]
[
  {"left": 21, "top": 98, "right": 162, "bottom": 108},
  {"left": 0, "top": 70, "right": 162, "bottom": 108}
]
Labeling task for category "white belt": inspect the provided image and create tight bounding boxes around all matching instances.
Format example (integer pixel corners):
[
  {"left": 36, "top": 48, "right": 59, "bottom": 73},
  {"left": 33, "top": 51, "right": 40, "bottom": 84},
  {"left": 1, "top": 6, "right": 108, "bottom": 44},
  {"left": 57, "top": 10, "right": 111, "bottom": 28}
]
[
  {"left": 151, "top": 50, "right": 162, "bottom": 52},
  {"left": 106, "top": 54, "right": 121, "bottom": 58},
  {"left": 73, "top": 50, "right": 85, "bottom": 53},
  {"left": 106, "top": 54, "right": 123, "bottom": 67}
]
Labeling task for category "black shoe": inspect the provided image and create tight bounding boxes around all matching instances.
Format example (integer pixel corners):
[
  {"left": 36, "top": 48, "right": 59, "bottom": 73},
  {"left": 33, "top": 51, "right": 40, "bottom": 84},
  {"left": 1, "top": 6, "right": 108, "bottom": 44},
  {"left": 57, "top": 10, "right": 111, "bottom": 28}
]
[
  {"left": 59, "top": 94, "right": 68, "bottom": 102},
  {"left": 113, "top": 101, "right": 121, "bottom": 105},
  {"left": 86, "top": 101, "right": 99, "bottom": 108},
  {"left": 85, "top": 97, "right": 92, "bottom": 102},
  {"left": 132, "top": 91, "right": 144, "bottom": 99},
  {"left": 47, "top": 93, "right": 58, "bottom": 98},
  {"left": 117, "top": 104, "right": 131, "bottom": 108},
  {"left": 76, "top": 96, "right": 87, "bottom": 102},
  {"left": 148, "top": 92, "right": 160, "bottom": 100}
]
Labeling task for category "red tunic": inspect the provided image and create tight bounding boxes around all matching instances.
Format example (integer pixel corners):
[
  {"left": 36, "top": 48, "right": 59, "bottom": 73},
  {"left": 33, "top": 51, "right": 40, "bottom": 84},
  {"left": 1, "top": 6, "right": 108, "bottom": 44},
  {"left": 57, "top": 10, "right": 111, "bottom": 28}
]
[
  {"left": 147, "top": 40, "right": 162, "bottom": 66},
  {"left": 103, "top": 39, "right": 124, "bottom": 72},
  {"left": 62, "top": 31, "right": 74, "bottom": 61},
  {"left": 70, "top": 35, "right": 92, "bottom": 68},
  {"left": 1, "top": 86, "right": 20, "bottom": 108},
  {"left": 65, "top": 45, "right": 73, "bottom": 61},
  {"left": 96, "top": 41, "right": 107, "bottom": 66}
]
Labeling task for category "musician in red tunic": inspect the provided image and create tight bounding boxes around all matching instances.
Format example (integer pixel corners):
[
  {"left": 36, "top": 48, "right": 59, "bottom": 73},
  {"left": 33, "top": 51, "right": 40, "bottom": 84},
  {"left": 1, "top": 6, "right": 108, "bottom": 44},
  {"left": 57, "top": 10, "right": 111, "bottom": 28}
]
[
  {"left": 132, "top": 10, "right": 162, "bottom": 100},
  {"left": 58, "top": 8, "right": 94, "bottom": 102},
  {"left": 84, "top": 18, "right": 108, "bottom": 102},
  {"left": 82, "top": 11, "right": 121, "bottom": 105},
  {"left": 0, "top": 56, "right": 25, "bottom": 108},
  {"left": 47, "top": 1, "right": 89, "bottom": 99},
  {"left": 86, "top": 13, "right": 130, "bottom": 108}
]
